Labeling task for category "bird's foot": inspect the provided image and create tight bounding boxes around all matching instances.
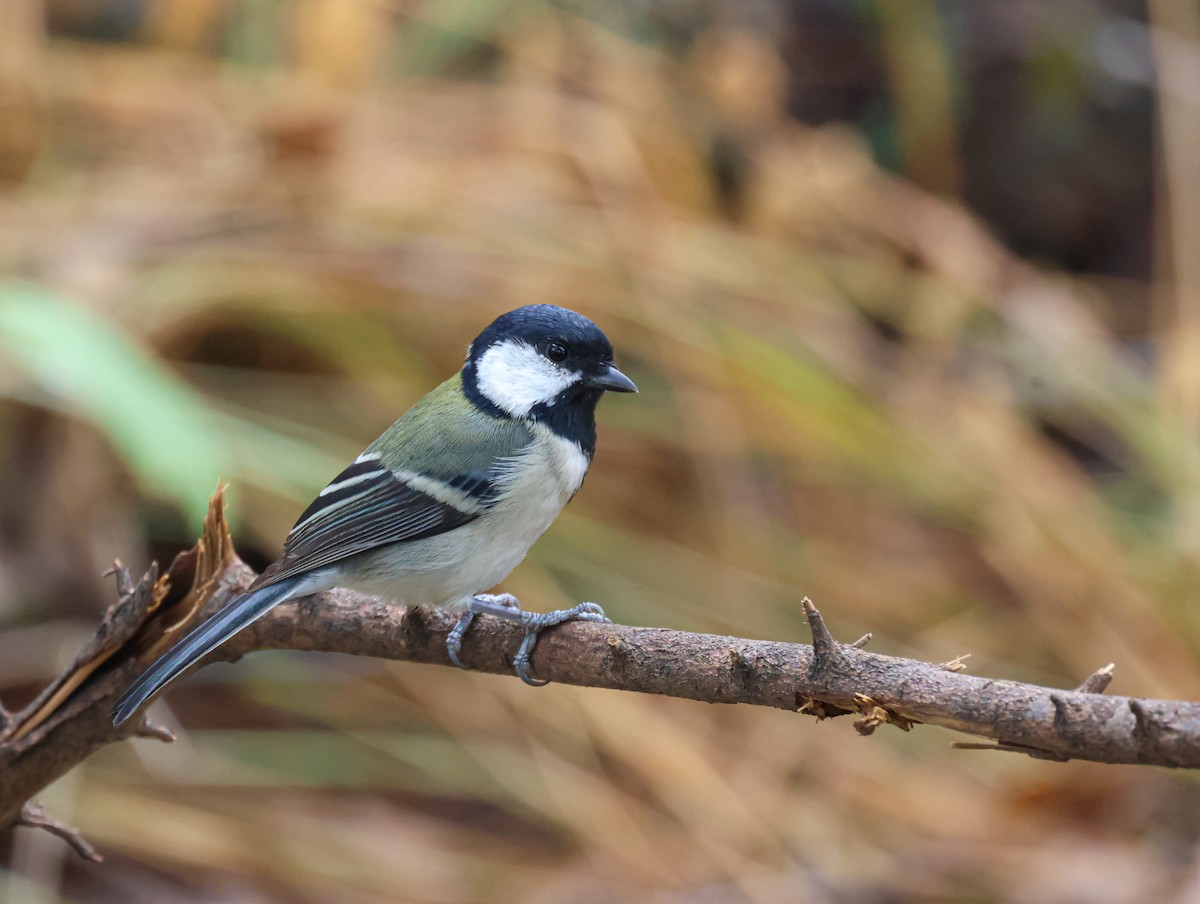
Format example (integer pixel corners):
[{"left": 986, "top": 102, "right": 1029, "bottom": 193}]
[
  {"left": 446, "top": 593, "right": 520, "bottom": 670},
  {"left": 510, "top": 602, "right": 609, "bottom": 686},
  {"left": 450, "top": 594, "right": 609, "bottom": 686}
]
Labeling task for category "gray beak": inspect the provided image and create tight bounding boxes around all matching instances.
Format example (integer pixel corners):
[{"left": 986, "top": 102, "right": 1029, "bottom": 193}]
[{"left": 589, "top": 363, "right": 638, "bottom": 393}]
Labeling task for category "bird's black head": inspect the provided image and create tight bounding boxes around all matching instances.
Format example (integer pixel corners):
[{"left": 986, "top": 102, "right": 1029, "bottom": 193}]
[{"left": 462, "top": 305, "right": 636, "bottom": 455}]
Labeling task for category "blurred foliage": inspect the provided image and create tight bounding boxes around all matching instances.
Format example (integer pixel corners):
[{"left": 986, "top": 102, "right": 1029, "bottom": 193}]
[
  {"left": 3, "top": 0, "right": 1200, "bottom": 902},
  {"left": 2, "top": 281, "right": 234, "bottom": 516}
]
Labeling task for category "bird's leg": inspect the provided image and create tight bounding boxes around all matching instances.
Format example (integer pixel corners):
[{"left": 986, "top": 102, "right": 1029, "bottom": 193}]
[
  {"left": 446, "top": 593, "right": 521, "bottom": 670},
  {"left": 452, "top": 593, "right": 609, "bottom": 686}
]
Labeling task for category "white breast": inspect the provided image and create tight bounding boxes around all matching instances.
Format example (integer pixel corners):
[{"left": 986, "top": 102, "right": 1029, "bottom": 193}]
[
  {"left": 480, "top": 424, "right": 589, "bottom": 565},
  {"left": 534, "top": 426, "right": 591, "bottom": 499},
  {"left": 343, "top": 426, "right": 590, "bottom": 608}
]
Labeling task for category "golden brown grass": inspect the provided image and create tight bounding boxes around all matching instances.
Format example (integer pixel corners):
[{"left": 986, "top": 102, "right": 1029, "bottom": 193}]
[{"left": 3, "top": 4, "right": 1200, "bottom": 902}]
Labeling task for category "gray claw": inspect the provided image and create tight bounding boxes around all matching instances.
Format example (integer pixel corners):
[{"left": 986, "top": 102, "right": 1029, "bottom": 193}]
[
  {"left": 446, "top": 610, "right": 477, "bottom": 670},
  {"left": 449, "top": 594, "right": 524, "bottom": 668},
  {"left": 513, "top": 602, "right": 610, "bottom": 686},
  {"left": 514, "top": 629, "right": 549, "bottom": 686}
]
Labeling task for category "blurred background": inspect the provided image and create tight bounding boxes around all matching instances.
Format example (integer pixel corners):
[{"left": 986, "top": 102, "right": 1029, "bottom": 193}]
[{"left": 3, "top": 0, "right": 1200, "bottom": 901}]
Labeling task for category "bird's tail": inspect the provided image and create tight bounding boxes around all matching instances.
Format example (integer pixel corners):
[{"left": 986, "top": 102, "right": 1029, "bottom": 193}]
[{"left": 110, "top": 576, "right": 305, "bottom": 725}]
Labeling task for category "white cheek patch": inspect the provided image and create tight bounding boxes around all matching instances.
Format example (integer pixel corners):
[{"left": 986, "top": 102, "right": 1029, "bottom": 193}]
[{"left": 476, "top": 340, "right": 581, "bottom": 416}]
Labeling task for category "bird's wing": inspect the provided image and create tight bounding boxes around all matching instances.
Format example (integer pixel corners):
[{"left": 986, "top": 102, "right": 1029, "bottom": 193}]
[{"left": 253, "top": 407, "right": 533, "bottom": 590}]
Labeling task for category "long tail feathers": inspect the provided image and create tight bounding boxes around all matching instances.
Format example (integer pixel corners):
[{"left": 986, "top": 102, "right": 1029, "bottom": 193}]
[{"left": 111, "top": 576, "right": 303, "bottom": 725}]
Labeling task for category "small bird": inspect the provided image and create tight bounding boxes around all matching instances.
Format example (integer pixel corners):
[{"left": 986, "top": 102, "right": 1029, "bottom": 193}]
[{"left": 112, "top": 305, "right": 636, "bottom": 725}]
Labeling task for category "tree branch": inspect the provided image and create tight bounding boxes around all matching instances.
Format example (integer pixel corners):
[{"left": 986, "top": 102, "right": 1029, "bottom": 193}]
[{"left": 3, "top": 489, "right": 1200, "bottom": 859}]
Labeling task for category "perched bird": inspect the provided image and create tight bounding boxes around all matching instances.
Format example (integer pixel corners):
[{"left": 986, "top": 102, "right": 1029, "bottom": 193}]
[{"left": 112, "top": 305, "right": 636, "bottom": 725}]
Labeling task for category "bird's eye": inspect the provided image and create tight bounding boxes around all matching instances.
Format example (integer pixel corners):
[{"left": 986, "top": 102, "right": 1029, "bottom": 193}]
[{"left": 546, "top": 342, "right": 568, "bottom": 363}]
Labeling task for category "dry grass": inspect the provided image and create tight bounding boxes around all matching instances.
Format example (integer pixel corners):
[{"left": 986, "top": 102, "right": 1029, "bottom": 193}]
[{"left": 3, "top": 3, "right": 1200, "bottom": 902}]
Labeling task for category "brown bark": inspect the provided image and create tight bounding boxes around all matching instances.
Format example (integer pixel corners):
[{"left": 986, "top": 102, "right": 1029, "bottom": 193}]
[{"left": 3, "top": 490, "right": 1200, "bottom": 859}]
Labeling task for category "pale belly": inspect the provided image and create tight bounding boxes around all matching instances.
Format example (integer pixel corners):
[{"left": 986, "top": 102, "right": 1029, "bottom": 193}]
[{"left": 336, "top": 428, "right": 589, "bottom": 608}]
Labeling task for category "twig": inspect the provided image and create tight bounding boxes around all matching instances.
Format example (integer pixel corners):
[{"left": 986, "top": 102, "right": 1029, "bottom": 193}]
[
  {"left": 951, "top": 741, "right": 1070, "bottom": 763},
  {"left": 103, "top": 560, "right": 136, "bottom": 598},
  {"left": 17, "top": 803, "right": 102, "bottom": 863}
]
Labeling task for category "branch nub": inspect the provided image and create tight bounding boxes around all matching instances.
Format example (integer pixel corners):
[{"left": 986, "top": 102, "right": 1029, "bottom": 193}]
[
  {"left": 1075, "top": 663, "right": 1116, "bottom": 695},
  {"left": 803, "top": 597, "right": 847, "bottom": 676},
  {"left": 134, "top": 718, "right": 177, "bottom": 743}
]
